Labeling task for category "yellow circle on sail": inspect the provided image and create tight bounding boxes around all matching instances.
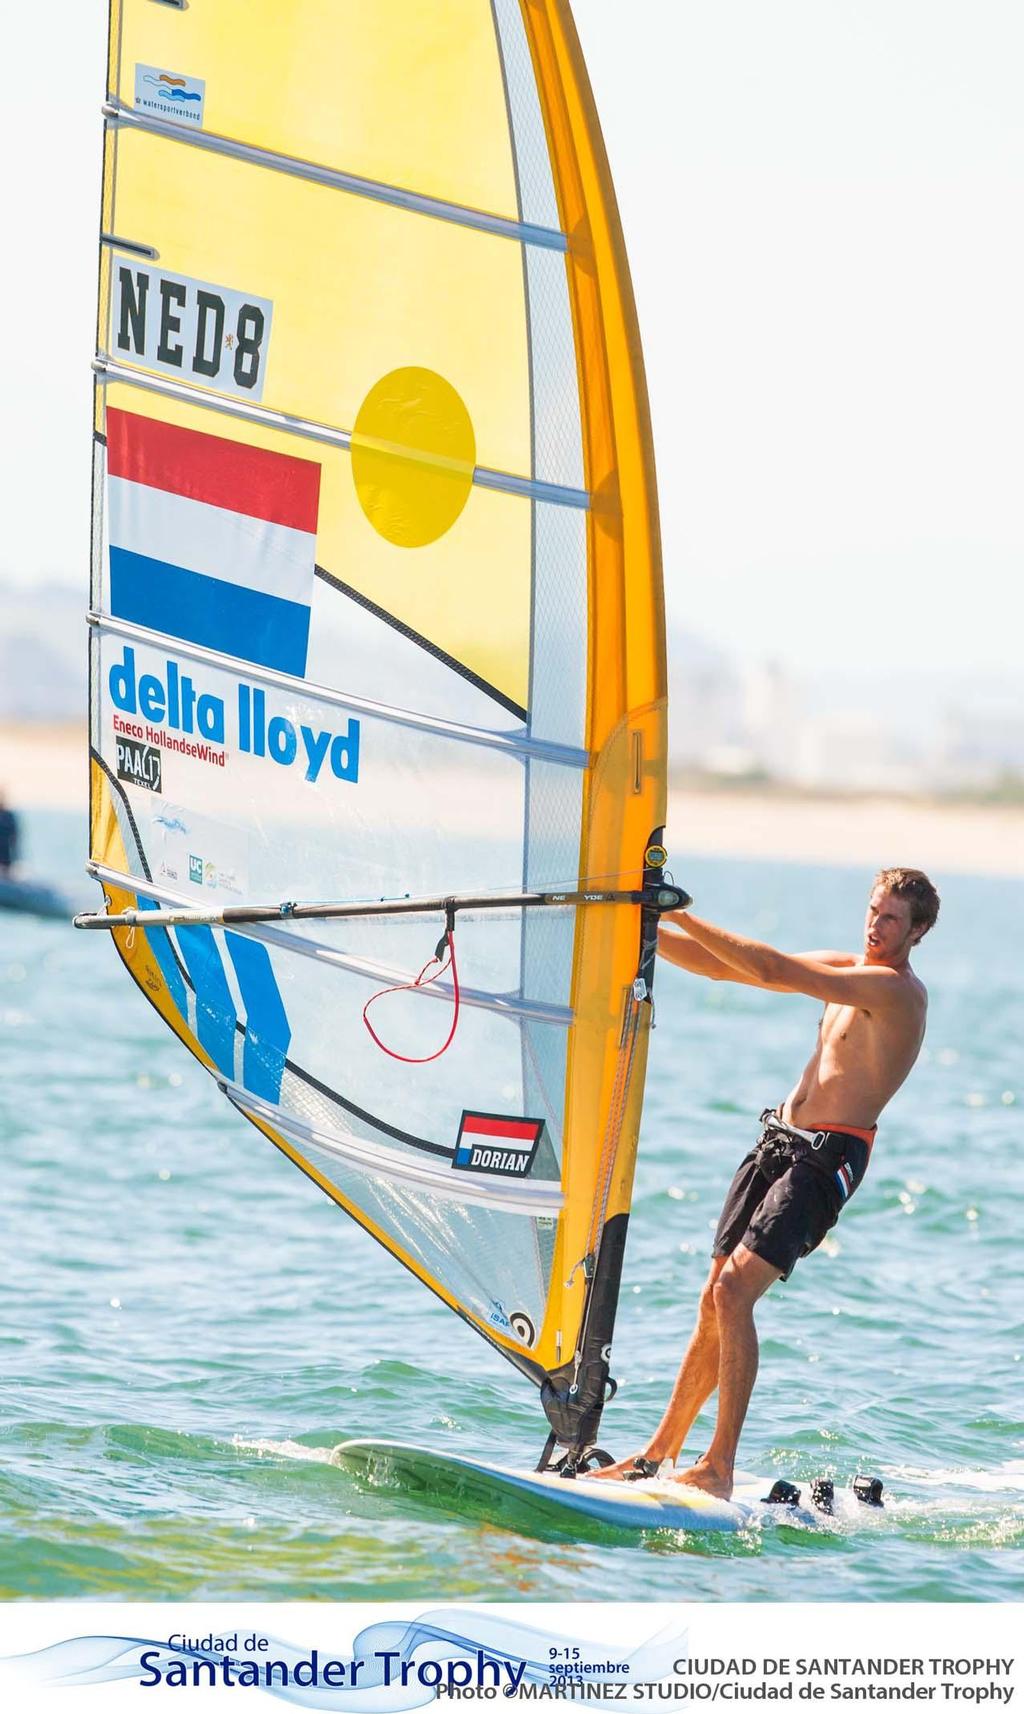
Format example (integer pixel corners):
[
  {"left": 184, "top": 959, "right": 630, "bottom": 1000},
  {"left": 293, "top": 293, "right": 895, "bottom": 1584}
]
[{"left": 351, "top": 367, "right": 476, "bottom": 548}]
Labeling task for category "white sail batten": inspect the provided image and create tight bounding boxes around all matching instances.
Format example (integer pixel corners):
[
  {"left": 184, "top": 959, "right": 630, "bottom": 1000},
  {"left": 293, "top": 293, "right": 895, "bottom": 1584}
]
[
  {"left": 87, "top": 861, "right": 575, "bottom": 1028},
  {"left": 93, "top": 358, "right": 591, "bottom": 511},
  {"left": 103, "top": 99, "right": 569, "bottom": 252},
  {"left": 224, "top": 1080, "right": 565, "bottom": 1217},
  {"left": 90, "top": 613, "right": 590, "bottom": 769}
]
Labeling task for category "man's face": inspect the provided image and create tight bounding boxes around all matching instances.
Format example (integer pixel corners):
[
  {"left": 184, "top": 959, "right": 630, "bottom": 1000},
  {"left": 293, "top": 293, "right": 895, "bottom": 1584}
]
[{"left": 863, "top": 886, "right": 917, "bottom": 964}]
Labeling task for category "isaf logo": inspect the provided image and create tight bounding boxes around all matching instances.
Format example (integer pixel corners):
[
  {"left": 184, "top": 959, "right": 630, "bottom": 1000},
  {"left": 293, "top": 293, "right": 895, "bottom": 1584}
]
[
  {"left": 116, "top": 736, "right": 162, "bottom": 793},
  {"left": 111, "top": 262, "right": 274, "bottom": 401}
]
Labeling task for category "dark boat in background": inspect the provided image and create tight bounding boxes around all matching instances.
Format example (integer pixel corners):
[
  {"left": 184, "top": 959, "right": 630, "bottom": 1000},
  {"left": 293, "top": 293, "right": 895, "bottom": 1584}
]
[{"left": 0, "top": 871, "right": 74, "bottom": 921}]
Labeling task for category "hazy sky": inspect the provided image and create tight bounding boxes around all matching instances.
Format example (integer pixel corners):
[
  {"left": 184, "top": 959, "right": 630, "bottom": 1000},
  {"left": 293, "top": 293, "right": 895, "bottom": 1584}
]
[{"left": 3, "top": 1, "right": 1022, "bottom": 685}]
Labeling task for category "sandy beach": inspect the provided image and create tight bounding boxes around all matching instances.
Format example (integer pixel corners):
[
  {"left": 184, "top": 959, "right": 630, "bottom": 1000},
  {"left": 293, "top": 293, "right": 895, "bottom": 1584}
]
[
  {"left": 1, "top": 725, "right": 89, "bottom": 814},
  {"left": 1, "top": 721, "right": 1020, "bottom": 879}
]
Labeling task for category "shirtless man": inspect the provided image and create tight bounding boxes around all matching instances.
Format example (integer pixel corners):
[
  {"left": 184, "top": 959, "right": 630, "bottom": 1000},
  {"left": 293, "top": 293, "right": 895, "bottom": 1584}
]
[{"left": 590, "top": 866, "right": 939, "bottom": 1499}]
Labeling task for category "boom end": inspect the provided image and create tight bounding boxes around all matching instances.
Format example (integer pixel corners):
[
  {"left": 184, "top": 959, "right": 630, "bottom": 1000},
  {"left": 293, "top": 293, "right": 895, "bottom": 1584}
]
[{"left": 73, "top": 910, "right": 123, "bottom": 930}]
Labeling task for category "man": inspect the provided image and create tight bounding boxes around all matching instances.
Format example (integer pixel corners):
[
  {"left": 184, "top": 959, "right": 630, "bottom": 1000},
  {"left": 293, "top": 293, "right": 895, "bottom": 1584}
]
[
  {"left": 591, "top": 866, "right": 939, "bottom": 1499},
  {"left": 0, "top": 792, "right": 19, "bottom": 875}
]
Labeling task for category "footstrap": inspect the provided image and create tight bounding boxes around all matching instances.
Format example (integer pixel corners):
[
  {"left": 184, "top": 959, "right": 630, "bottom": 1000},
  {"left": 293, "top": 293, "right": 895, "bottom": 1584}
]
[{"left": 622, "top": 1455, "right": 664, "bottom": 1483}]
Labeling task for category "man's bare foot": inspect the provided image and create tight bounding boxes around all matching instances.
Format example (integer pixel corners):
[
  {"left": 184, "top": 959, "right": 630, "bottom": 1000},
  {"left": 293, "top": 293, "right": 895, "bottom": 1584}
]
[
  {"left": 583, "top": 1452, "right": 671, "bottom": 1482},
  {"left": 670, "top": 1456, "right": 733, "bottom": 1500}
]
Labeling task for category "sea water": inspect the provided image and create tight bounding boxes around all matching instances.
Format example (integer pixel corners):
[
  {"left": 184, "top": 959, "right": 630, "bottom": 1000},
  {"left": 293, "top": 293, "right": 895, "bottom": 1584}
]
[{"left": 1, "top": 809, "right": 1021, "bottom": 1601}]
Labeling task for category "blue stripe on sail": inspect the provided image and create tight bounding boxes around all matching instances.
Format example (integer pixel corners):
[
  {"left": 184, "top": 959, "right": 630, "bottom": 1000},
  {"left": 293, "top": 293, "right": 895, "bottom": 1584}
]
[
  {"left": 109, "top": 546, "right": 311, "bottom": 676},
  {"left": 139, "top": 897, "right": 187, "bottom": 1018},
  {"left": 175, "top": 925, "right": 237, "bottom": 1076},
  {"left": 224, "top": 931, "right": 291, "bottom": 1103}
]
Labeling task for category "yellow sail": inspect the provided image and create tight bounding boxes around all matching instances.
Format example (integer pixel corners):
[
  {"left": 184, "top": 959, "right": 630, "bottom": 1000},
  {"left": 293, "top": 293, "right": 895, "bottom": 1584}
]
[{"left": 89, "top": 0, "right": 666, "bottom": 1457}]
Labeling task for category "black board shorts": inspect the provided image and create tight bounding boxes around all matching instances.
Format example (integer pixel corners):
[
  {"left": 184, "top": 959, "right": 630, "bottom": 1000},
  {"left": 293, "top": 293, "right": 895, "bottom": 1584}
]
[{"left": 712, "top": 1118, "right": 871, "bottom": 1281}]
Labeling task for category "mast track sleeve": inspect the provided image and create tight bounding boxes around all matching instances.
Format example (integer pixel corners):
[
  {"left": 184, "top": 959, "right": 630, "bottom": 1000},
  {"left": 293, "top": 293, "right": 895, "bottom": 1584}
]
[{"left": 539, "top": 832, "right": 675, "bottom": 1454}]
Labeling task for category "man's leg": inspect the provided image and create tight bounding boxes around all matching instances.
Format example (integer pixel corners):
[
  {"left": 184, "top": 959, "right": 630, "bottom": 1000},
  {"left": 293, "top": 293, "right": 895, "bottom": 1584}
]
[
  {"left": 587, "top": 1257, "right": 728, "bottom": 1479},
  {"left": 672, "top": 1243, "right": 780, "bottom": 1498}
]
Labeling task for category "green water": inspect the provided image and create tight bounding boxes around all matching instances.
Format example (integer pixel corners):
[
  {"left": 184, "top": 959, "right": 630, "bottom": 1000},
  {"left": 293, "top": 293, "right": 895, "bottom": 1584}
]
[{"left": 2, "top": 811, "right": 1021, "bottom": 1600}]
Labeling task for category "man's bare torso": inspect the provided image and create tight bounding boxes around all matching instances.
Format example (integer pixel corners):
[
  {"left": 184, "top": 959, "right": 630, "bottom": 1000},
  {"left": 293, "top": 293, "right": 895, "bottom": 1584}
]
[{"left": 783, "top": 962, "right": 928, "bottom": 1131}]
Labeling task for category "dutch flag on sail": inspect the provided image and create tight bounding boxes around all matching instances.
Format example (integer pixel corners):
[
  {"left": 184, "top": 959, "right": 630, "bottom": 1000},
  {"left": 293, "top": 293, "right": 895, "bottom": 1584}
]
[{"left": 106, "top": 409, "right": 321, "bottom": 677}]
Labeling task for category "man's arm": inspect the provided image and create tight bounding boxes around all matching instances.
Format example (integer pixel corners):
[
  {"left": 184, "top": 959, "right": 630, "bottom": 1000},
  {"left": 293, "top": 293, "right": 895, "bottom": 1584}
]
[
  {"left": 658, "top": 919, "right": 856, "bottom": 992},
  {"left": 678, "top": 912, "right": 904, "bottom": 1008}
]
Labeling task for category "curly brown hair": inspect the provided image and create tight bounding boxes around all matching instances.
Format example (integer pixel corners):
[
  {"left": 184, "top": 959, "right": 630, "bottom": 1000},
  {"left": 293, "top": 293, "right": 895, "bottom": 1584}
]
[{"left": 873, "top": 868, "right": 940, "bottom": 936}]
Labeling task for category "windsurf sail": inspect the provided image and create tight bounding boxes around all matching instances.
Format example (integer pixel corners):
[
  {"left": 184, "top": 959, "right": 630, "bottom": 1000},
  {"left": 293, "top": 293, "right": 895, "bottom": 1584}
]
[{"left": 83, "top": 0, "right": 669, "bottom": 1462}]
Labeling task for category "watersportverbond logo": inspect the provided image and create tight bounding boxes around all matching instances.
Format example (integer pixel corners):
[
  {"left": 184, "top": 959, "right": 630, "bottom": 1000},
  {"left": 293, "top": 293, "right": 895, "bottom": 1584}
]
[
  {"left": 111, "top": 261, "right": 273, "bottom": 400},
  {"left": 108, "top": 646, "right": 360, "bottom": 785},
  {"left": 134, "top": 65, "right": 206, "bottom": 129}
]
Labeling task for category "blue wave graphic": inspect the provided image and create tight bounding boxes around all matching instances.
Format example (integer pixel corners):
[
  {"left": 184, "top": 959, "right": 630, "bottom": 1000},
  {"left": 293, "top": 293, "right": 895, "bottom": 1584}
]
[
  {"left": 3, "top": 1610, "right": 687, "bottom": 1708},
  {"left": 143, "top": 76, "right": 201, "bottom": 102}
]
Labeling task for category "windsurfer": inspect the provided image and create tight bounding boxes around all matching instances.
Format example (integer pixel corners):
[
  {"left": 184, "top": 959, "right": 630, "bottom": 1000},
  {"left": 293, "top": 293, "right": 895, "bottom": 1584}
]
[
  {"left": 589, "top": 867, "right": 939, "bottom": 1499},
  {"left": 0, "top": 792, "right": 20, "bottom": 874}
]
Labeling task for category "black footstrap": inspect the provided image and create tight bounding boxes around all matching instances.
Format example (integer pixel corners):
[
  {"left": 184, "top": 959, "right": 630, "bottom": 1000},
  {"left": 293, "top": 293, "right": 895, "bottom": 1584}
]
[{"left": 622, "top": 1456, "right": 663, "bottom": 1483}]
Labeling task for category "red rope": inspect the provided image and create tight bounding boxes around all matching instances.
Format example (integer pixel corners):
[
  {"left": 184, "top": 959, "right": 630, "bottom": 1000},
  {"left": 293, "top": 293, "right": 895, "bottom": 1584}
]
[{"left": 362, "top": 926, "right": 461, "bottom": 1063}]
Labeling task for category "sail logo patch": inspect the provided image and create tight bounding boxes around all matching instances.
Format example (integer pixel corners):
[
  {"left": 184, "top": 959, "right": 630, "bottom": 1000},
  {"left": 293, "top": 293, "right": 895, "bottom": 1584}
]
[
  {"left": 453, "top": 1112, "right": 545, "bottom": 1178},
  {"left": 133, "top": 65, "right": 206, "bottom": 129},
  {"left": 110, "top": 262, "right": 273, "bottom": 401},
  {"left": 107, "top": 644, "right": 360, "bottom": 786},
  {"left": 116, "top": 735, "right": 162, "bottom": 793},
  {"left": 149, "top": 803, "right": 250, "bottom": 900}
]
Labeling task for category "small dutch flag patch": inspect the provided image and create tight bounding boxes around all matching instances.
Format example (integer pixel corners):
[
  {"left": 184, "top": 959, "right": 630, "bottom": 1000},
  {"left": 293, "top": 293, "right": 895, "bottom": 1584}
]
[{"left": 835, "top": 1161, "right": 854, "bottom": 1201}]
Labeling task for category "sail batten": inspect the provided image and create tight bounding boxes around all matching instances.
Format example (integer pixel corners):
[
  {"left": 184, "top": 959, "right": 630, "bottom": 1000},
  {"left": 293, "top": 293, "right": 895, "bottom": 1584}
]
[
  {"left": 225, "top": 1082, "right": 566, "bottom": 1215},
  {"left": 104, "top": 100, "right": 570, "bottom": 251},
  {"left": 90, "top": 614, "right": 591, "bottom": 767},
  {"left": 94, "top": 359, "right": 593, "bottom": 510},
  {"left": 87, "top": 862, "right": 578, "bottom": 1027},
  {"left": 88, "top": 0, "right": 668, "bottom": 1453}
]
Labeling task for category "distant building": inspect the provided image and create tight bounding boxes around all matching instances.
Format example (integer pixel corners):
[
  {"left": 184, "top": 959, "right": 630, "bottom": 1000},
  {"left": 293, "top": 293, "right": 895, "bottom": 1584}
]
[
  {"left": 741, "top": 659, "right": 801, "bottom": 779},
  {"left": 793, "top": 711, "right": 925, "bottom": 794},
  {"left": 666, "top": 629, "right": 748, "bottom": 767},
  {"left": 928, "top": 704, "right": 1024, "bottom": 792},
  {"left": 0, "top": 583, "right": 84, "bottom": 721}
]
